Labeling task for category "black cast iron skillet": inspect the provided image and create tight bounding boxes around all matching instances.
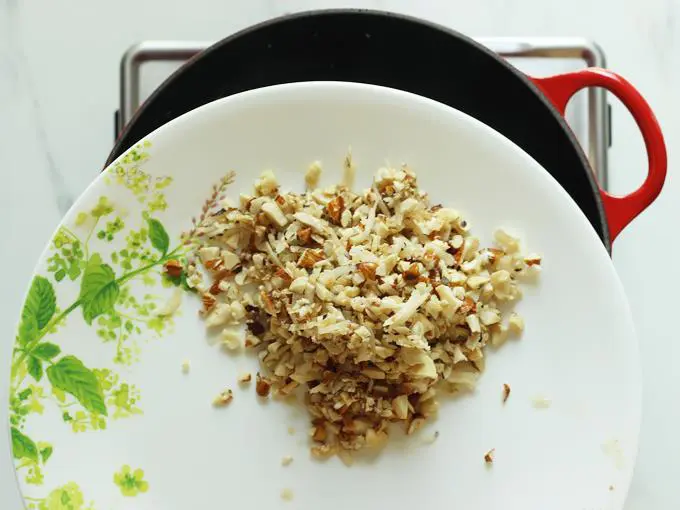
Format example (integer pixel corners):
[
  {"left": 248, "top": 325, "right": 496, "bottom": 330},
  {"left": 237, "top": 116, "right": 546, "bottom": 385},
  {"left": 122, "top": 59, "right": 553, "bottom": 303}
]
[{"left": 106, "top": 10, "right": 666, "bottom": 252}]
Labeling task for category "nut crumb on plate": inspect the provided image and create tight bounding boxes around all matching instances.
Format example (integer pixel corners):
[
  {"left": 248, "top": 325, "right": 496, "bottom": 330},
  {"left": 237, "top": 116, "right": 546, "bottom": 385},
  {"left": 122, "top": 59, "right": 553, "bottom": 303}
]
[
  {"left": 157, "top": 288, "right": 182, "bottom": 317},
  {"left": 484, "top": 448, "right": 495, "bottom": 464},
  {"left": 601, "top": 439, "right": 625, "bottom": 469},
  {"left": 213, "top": 389, "right": 233, "bottom": 407},
  {"left": 181, "top": 359, "right": 191, "bottom": 374},
  {"left": 255, "top": 372, "right": 272, "bottom": 397},
  {"left": 287, "top": 426, "right": 296, "bottom": 435},
  {"left": 532, "top": 395, "right": 552, "bottom": 409},
  {"left": 305, "top": 161, "right": 322, "bottom": 190},
  {"left": 188, "top": 161, "right": 540, "bottom": 459},
  {"left": 421, "top": 430, "right": 440, "bottom": 446},
  {"left": 281, "top": 456, "right": 293, "bottom": 466},
  {"left": 280, "top": 488, "right": 294, "bottom": 502},
  {"left": 502, "top": 383, "right": 511, "bottom": 403},
  {"left": 238, "top": 372, "right": 252, "bottom": 384}
]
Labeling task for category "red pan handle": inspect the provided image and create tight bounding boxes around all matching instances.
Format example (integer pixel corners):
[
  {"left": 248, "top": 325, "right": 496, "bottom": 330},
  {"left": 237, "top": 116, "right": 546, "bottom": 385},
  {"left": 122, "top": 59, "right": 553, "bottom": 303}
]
[{"left": 530, "top": 68, "right": 667, "bottom": 243}]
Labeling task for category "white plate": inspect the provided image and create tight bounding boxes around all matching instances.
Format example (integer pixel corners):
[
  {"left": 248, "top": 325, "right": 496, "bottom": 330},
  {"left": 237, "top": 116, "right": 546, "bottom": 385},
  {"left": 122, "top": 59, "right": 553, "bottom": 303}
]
[{"left": 7, "top": 82, "right": 640, "bottom": 510}]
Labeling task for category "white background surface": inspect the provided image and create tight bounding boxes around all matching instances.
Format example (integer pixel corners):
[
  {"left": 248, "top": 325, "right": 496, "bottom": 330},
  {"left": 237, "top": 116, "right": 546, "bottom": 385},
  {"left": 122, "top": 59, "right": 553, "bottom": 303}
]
[{"left": 0, "top": 0, "right": 677, "bottom": 508}]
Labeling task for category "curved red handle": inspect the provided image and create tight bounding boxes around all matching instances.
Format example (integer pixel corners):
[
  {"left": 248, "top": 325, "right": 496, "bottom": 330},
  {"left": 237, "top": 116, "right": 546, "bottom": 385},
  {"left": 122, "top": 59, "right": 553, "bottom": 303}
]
[{"left": 531, "top": 68, "right": 667, "bottom": 243}]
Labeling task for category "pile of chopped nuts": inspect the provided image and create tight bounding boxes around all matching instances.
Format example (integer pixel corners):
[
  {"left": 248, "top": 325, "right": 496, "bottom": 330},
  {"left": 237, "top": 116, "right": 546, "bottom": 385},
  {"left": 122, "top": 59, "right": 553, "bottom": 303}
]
[{"left": 183, "top": 162, "right": 540, "bottom": 461}]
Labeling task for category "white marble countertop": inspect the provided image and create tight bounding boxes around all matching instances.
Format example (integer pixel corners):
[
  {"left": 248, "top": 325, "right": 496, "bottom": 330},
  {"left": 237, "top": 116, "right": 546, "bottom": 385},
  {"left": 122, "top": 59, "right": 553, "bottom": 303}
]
[{"left": 1, "top": 0, "right": 677, "bottom": 508}]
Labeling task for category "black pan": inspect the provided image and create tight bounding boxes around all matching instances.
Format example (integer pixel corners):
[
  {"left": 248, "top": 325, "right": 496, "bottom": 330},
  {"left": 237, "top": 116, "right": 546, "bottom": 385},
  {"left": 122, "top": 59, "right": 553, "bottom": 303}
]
[{"left": 106, "top": 10, "right": 666, "bottom": 252}]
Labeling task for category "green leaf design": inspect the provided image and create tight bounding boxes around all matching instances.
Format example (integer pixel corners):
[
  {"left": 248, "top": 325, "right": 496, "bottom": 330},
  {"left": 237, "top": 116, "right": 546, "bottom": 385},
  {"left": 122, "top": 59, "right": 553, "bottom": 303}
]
[
  {"left": 17, "top": 314, "right": 38, "bottom": 346},
  {"left": 40, "top": 445, "right": 53, "bottom": 462},
  {"left": 32, "top": 342, "right": 61, "bottom": 360},
  {"left": 79, "top": 254, "right": 119, "bottom": 325},
  {"left": 91, "top": 196, "right": 114, "bottom": 218},
  {"left": 46, "top": 356, "right": 107, "bottom": 416},
  {"left": 147, "top": 218, "right": 169, "bottom": 255},
  {"left": 27, "top": 356, "right": 43, "bottom": 382},
  {"left": 22, "top": 276, "right": 56, "bottom": 330},
  {"left": 11, "top": 427, "right": 38, "bottom": 462}
]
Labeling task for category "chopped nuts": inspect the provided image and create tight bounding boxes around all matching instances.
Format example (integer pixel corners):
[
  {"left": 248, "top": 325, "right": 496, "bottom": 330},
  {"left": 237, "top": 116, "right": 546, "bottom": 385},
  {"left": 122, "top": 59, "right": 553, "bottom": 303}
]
[
  {"left": 312, "top": 424, "right": 327, "bottom": 442},
  {"left": 262, "top": 201, "right": 289, "bottom": 228},
  {"left": 238, "top": 372, "right": 252, "bottom": 384},
  {"left": 403, "top": 263, "right": 420, "bottom": 283},
  {"left": 274, "top": 267, "right": 292, "bottom": 282},
  {"left": 524, "top": 253, "right": 542, "bottom": 266},
  {"left": 204, "top": 258, "right": 224, "bottom": 272},
  {"left": 255, "top": 373, "right": 271, "bottom": 397},
  {"left": 297, "top": 226, "right": 312, "bottom": 245},
  {"left": 357, "top": 262, "right": 377, "bottom": 281},
  {"left": 484, "top": 448, "right": 495, "bottom": 464},
  {"left": 213, "top": 389, "right": 233, "bottom": 407},
  {"left": 502, "top": 383, "right": 511, "bottom": 403},
  {"left": 459, "top": 296, "right": 477, "bottom": 315},
  {"left": 392, "top": 395, "right": 410, "bottom": 420},
  {"left": 164, "top": 259, "right": 183, "bottom": 278},
  {"left": 157, "top": 288, "right": 182, "bottom": 317},
  {"left": 326, "top": 195, "right": 344, "bottom": 224},
  {"left": 190, "top": 162, "right": 539, "bottom": 459},
  {"left": 508, "top": 313, "right": 525, "bottom": 334},
  {"left": 305, "top": 161, "right": 322, "bottom": 189},
  {"left": 280, "top": 488, "right": 294, "bottom": 502},
  {"left": 407, "top": 417, "right": 426, "bottom": 436},
  {"left": 297, "top": 249, "right": 324, "bottom": 269},
  {"left": 343, "top": 151, "right": 355, "bottom": 189},
  {"left": 255, "top": 170, "right": 278, "bottom": 196},
  {"left": 532, "top": 395, "right": 552, "bottom": 409},
  {"left": 427, "top": 430, "right": 440, "bottom": 444},
  {"left": 220, "top": 328, "right": 242, "bottom": 350},
  {"left": 494, "top": 229, "right": 520, "bottom": 253},
  {"left": 201, "top": 293, "right": 217, "bottom": 312}
]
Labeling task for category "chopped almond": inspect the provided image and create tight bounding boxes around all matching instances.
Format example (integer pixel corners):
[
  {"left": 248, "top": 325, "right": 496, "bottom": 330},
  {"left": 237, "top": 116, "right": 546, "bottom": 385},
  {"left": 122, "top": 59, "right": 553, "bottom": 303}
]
[
  {"left": 208, "top": 280, "right": 223, "bottom": 296},
  {"left": 204, "top": 258, "right": 224, "bottom": 271},
  {"left": 201, "top": 293, "right": 216, "bottom": 312},
  {"left": 164, "top": 259, "right": 183, "bottom": 278},
  {"left": 326, "top": 195, "right": 345, "bottom": 224},
  {"left": 459, "top": 296, "right": 477, "bottom": 315},
  {"left": 255, "top": 373, "right": 272, "bottom": 397},
  {"left": 259, "top": 291, "right": 275, "bottom": 315},
  {"left": 403, "top": 263, "right": 420, "bottom": 283},
  {"left": 297, "top": 226, "right": 312, "bottom": 245},
  {"left": 524, "top": 254, "right": 542, "bottom": 266},
  {"left": 274, "top": 267, "right": 293, "bottom": 282},
  {"left": 213, "top": 389, "right": 233, "bottom": 407},
  {"left": 357, "top": 262, "right": 377, "bottom": 281},
  {"left": 312, "top": 424, "right": 327, "bottom": 442},
  {"left": 297, "top": 249, "right": 324, "bottom": 269},
  {"left": 280, "top": 488, "right": 294, "bottom": 502},
  {"left": 190, "top": 160, "right": 540, "bottom": 462},
  {"left": 502, "top": 383, "right": 511, "bottom": 403}
]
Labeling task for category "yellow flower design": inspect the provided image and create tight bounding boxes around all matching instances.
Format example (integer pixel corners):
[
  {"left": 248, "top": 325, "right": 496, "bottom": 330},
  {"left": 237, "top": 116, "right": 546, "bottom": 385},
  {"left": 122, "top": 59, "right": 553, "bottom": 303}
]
[{"left": 113, "top": 465, "right": 149, "bottom": 497}]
